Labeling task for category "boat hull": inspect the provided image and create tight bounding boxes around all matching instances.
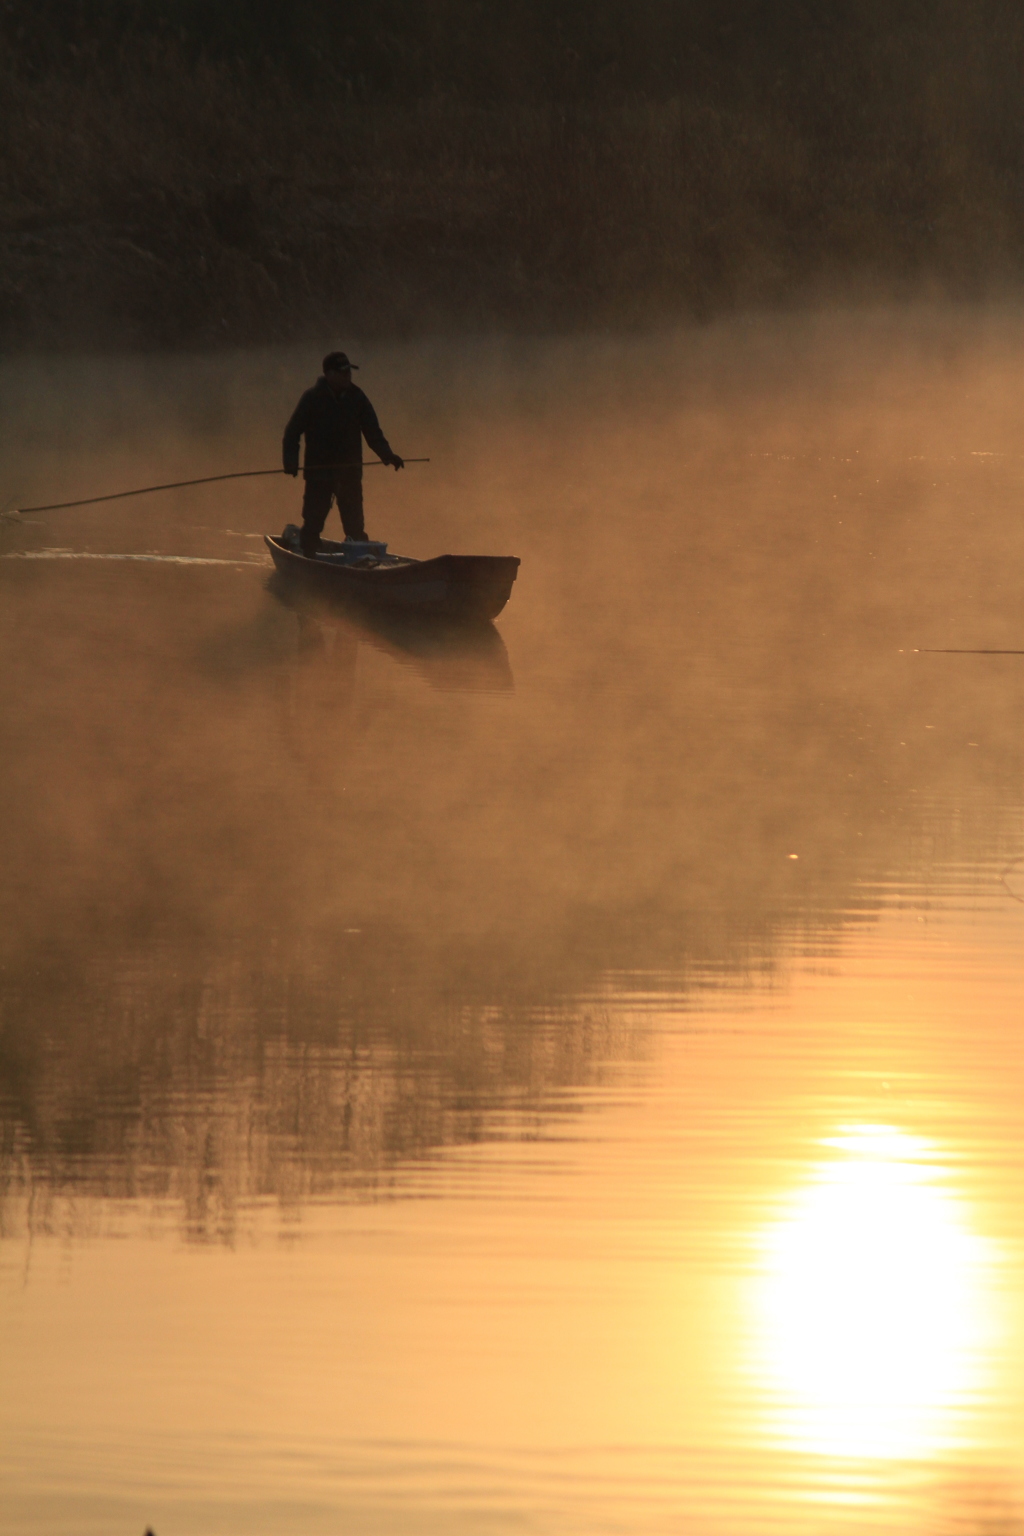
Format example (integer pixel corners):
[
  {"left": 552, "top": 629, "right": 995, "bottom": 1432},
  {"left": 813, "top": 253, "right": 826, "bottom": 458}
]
[{"left": 264, "top": 537, "right": 520, "bottom": 621}]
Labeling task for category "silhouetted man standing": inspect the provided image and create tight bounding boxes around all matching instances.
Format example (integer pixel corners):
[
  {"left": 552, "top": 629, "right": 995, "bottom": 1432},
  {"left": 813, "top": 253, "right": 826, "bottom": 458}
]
[{"left": 283, "top": 350, "right": 404, "bottom": 558}]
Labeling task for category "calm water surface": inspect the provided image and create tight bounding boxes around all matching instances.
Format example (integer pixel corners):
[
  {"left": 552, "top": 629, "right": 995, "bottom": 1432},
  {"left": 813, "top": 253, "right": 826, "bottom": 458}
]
[{"left": 3, "top": 311, "right": 1024, "bottom": 1534}]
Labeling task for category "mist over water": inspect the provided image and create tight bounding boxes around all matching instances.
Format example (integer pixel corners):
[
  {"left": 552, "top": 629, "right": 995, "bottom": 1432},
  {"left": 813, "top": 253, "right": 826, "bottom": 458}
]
[{"left": 4, "top": 309, "right": 1024, "bottom": 1533}]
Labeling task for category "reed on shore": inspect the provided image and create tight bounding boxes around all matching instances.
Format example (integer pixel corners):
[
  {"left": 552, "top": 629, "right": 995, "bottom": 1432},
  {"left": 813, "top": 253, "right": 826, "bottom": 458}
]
[{"left": 3, "top": 1, "right": 1024, "bottom": 348}]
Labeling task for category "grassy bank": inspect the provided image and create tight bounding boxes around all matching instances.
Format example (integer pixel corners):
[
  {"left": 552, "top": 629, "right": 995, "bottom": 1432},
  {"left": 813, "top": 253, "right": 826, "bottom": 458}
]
[{"left": 3, "top": 3, "right": 1024, "bottom": 348}]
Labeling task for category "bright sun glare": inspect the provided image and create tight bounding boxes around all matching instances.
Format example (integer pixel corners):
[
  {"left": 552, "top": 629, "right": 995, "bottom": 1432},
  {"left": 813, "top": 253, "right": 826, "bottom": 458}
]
[{"left": 754, "top": 1124, "right": 992, "bottom": 1460}]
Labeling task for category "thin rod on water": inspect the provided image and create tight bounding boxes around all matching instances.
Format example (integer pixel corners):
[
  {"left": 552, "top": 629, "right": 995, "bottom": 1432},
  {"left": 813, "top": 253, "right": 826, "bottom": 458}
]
[{"left": 10, "top": 461, "right": 430, "bottom": 515}]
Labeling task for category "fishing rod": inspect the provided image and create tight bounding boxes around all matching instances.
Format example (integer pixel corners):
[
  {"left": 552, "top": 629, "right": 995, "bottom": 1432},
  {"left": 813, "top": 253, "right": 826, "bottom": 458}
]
[{"left": 3, "top": 460, "right": 430, "bottom": 517}]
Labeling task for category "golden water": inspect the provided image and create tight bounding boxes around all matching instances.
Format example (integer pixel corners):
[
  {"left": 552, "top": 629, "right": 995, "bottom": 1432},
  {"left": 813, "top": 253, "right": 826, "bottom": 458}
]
[{"left": 3, "top": 311, "right": 1024, "bottom": 1534}]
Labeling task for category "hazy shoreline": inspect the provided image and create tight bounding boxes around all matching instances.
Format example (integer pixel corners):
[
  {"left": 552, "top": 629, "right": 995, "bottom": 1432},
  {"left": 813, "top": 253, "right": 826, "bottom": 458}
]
[{"left": 6, "top": 19, "right": 1024, "bottom": 351}]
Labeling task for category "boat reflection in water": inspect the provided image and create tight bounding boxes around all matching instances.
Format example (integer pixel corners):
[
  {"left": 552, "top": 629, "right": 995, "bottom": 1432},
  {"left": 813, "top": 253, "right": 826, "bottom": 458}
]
[
  {"left": 268, "top": 569, "right": 515, "bottom": 695},
  {"left": 752, "top": 1125, "right": 996, "bottom": 1463}
]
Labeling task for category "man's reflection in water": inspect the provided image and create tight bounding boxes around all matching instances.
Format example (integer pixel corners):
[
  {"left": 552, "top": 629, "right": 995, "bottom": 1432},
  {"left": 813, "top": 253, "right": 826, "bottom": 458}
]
[
  {"left": 295, "top": 613, "right": 329, "bottom": 661},
  {"left": 280, "top": 614, "right": 360, "bottom": 792},
  {"left": 276, "top": 590, "right": 514, "bottom": 790}
]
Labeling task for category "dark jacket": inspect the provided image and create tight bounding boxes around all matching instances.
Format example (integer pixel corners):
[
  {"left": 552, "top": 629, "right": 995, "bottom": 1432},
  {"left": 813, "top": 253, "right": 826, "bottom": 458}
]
[{"left": 282, "top": 377, "right": 394, "bottom": 478}]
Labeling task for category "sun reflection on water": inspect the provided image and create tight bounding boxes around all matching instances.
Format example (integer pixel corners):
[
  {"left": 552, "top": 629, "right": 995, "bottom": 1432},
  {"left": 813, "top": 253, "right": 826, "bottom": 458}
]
[{"left": 754, "top": 1125, "right": 994, "bottom": 1461}]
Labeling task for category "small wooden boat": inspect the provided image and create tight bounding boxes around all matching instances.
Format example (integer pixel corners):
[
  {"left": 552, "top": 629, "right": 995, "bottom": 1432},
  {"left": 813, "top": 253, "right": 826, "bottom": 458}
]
[{"left": 264, "top": 529, "right": 520, "bottom": 621}]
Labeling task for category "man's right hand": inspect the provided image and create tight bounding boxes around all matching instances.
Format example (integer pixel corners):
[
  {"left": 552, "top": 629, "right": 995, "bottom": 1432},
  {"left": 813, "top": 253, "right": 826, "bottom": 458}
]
[{"left": 286, "top": 468, "right": 298, "bottom": 477}]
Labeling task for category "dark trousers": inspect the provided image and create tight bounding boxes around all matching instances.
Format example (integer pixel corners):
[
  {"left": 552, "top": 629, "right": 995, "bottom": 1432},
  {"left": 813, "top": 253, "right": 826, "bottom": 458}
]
[{"left": 300, "top": 468, "right": 364, "bottom": 553}]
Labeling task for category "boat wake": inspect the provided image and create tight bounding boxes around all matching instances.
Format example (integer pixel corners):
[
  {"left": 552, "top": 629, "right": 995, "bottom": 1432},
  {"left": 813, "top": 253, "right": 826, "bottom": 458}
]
[{"left": 2, "top": 551, "right": 269, "bottom": 566}]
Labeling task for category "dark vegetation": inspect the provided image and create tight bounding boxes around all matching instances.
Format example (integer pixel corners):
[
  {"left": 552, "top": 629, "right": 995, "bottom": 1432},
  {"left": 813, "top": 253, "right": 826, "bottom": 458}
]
[{"left": 3, "top": 0, "right": 1024, "bottom": 347}]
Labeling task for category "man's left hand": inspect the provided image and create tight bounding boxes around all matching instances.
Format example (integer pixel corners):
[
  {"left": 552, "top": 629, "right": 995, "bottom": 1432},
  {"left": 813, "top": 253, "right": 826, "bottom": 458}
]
[{"left": 390, "top": 454, "right": 405, "bottom": 471}]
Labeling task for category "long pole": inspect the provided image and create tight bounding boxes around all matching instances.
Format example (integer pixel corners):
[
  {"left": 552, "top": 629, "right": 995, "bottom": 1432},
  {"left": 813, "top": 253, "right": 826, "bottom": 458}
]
[{"left": 7, "top": 461, "right": 430, "bottom": 516}]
